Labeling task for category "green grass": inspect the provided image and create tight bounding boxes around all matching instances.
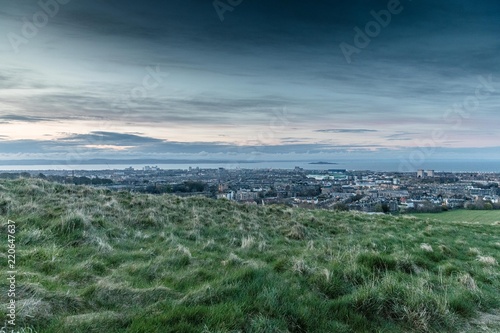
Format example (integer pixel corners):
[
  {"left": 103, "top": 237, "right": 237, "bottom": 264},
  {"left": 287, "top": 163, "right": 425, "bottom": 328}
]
[
  {"left": 0, "top": 179, "right": 499, "bottom": 333},
  {"left": 414, "top": 210, "right": 500, "bottom": 224}
]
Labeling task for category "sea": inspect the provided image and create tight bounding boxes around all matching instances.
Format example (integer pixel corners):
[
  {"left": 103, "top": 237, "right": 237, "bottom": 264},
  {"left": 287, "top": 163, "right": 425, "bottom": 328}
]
[{"left": 0, "top": 159, "right": 499, "bottom": 173}]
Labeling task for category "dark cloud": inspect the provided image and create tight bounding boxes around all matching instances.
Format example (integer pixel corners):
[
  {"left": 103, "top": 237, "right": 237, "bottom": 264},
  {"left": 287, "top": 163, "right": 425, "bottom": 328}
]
[
  {"left": 59, "top": 131, "right": 165, "bottom": 145},
  {"left": 0, "top": 115, "right": 52, "bottom": 123},
  {"left": 316, "top": 129, "right": 378, "bottom": 134},
  {"left": 0, "top": 135, "right": 332, "bottom": 157},
  {"left": 385, "top": 131, "right": 420, "bottom": 141}
]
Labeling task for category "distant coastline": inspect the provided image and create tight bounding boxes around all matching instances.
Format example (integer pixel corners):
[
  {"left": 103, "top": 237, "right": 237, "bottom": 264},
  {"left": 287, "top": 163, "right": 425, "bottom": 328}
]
[
  {"left": 309, "top": 162, "right": 338, "bottom": 165},
  {"left": 0, "top": 160, "right": 499, "bottom": 173}
]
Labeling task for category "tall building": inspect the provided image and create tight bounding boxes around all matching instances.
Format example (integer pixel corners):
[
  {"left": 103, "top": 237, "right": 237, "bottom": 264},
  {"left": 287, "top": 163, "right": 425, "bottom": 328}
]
[
  {"left": 426, "top": 170, "right": 435, "bottom": 177},
  {"left": 417, "top": 169, "right": 425, "bottom": 178}
]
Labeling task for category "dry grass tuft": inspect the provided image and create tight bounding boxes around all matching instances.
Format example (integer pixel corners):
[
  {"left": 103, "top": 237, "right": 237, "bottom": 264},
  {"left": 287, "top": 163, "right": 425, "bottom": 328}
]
[
  {"left": 241, "top": 236, "right": 255, "bottom": 249},
  {"left": 476, "top": 256, "right": 498, "bottom": 266},
  {"left": 257, "top": 240, "right": 268, "bottom": 252},
  {"left": 91, "top": 235, "right": 113, "bottom": 252},
  {"left": 458, "top": 273, "right": 478, "bottom": 291},
  {"left": 287, "top": 223, "right": 307, "bottom": 240},
  {"left": 176, "top": 244, "right": 192, "bottom": 258},
  {"left": 420, "top": 243, "right": 433, "bottom": 252},
  {"left": 17, "top": 297, "right": 52, "bottom": 322},
  {"left": 222, "top": 253, "right": 243, "bottom": 266},
  {"left": 291, "top": 258, "right": 310, "bottom": 275},
  {"left": 469, "top": 247, "right": 481, "bottom": 255}
]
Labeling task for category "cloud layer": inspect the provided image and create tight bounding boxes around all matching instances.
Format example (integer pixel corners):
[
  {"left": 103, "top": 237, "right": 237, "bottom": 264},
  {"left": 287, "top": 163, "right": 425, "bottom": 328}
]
[{"left": 0, "top": 0, "right": 499, "bottom": 164}]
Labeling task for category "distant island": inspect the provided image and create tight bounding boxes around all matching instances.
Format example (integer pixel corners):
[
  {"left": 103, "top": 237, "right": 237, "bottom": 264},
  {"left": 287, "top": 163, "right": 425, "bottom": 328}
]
[{"left": 309, "top": 161, "right": 338, "bottom": 165}]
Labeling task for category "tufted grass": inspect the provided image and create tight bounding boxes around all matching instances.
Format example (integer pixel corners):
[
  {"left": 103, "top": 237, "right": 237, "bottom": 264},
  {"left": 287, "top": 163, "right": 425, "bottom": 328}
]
[{"left": 0, "top": 178, "right": 498, "bottom": 332}]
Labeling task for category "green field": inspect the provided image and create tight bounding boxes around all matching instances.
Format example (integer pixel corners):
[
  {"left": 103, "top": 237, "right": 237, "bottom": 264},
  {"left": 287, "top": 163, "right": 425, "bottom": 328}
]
[
  {"left": 414, "top": 210, "right": 500, "bottom": 224},
  {"left": 1, "top": 179, "right": 499, "bottom": 333}
]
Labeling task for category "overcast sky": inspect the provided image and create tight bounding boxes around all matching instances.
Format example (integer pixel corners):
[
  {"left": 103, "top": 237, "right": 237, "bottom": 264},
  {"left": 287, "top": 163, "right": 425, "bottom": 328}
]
[{"left": 1, "top": 0, "right": 499, "bottom": 166}]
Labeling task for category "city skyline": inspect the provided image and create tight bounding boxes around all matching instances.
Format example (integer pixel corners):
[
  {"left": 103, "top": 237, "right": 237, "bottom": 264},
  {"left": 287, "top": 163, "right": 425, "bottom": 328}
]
[{"left": 1, "top": 0, "right": 499, "bottom": 167}]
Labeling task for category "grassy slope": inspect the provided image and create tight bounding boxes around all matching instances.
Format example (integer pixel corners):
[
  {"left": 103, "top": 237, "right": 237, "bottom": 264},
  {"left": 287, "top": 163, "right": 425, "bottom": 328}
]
[{"left": 0, "top": 179, "right": 499, "bottom": 333}]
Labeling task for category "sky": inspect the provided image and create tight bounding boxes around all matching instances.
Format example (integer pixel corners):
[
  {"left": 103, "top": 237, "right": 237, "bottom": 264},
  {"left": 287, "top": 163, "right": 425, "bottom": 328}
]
[{"left": 1, "top": 0, "right": 499, "bottom": 168}]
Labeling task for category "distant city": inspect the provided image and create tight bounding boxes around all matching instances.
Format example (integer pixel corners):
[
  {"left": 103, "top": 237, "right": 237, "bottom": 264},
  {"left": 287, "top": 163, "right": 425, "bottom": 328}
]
[{"left": 2, "top": 166, "right": 499, "bottom": 213}]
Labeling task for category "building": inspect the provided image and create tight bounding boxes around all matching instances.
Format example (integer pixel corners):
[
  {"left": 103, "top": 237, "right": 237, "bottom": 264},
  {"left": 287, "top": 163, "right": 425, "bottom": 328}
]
[
  {"left": 469, "top": 187, "right": 495, "bottom": 197},
  {"left": 217, "top": 191, "right": 235, "bottom": 200},
  {"left": 218, "top": 183, "right": 229, "bottom": 192},
  {"left": 417, "top": 169, "right": 425, "bottom": 178},
  {"left": 426, "top": 170, "right": 435, "bottom": 177},
  {"left": 236, "top": 190, "right": 259, "bottom": 201}
]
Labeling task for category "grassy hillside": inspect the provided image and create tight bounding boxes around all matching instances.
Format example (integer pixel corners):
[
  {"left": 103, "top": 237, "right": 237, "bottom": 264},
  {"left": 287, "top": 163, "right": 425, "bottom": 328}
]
[{"left": 0, "top": 179, "right": 499, "bottom": 333}]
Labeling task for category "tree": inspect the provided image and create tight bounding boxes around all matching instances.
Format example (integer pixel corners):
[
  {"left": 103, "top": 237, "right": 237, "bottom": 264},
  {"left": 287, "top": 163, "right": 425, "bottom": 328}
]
[
  {"left": 265, "top": 188, "right": 278, "bottom": 198},
  {"left": 375, "top": 203, "right": 390, "bottom": 213},
  {"left": 333, "top": 203, "right": 348, "bottom": 211},
  {"left": 474, "top": 197, "right": 485, "bottom": 210}
]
